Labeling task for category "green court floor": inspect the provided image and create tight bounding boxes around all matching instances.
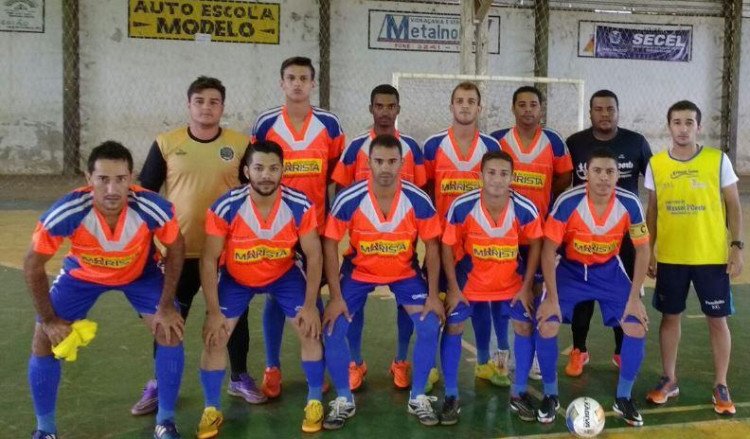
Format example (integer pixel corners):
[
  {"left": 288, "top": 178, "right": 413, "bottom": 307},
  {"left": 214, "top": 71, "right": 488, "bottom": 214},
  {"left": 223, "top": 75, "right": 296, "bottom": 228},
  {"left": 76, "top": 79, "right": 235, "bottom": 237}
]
[{"left": 2, "top": 265, "right": 749, "bottom": 438}]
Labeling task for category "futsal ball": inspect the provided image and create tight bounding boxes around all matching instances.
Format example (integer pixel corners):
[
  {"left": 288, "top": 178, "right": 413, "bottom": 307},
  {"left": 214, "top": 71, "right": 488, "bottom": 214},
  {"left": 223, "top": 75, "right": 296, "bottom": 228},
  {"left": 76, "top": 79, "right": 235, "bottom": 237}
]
[{"left": 565, "top": 397, "right": 605, "bottom": 438}]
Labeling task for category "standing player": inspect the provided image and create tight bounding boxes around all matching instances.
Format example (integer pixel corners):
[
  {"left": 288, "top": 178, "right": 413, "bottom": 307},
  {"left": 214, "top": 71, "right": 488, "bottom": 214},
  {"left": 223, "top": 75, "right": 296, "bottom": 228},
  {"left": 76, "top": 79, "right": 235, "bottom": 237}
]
[
  {"left": 491, "top": 86, "right": 573, "bottom": 379},
  {"left": 249, "top": 56, "right": 345, "bottom": 399},
  {"left": 532, "top": 148, "right": 650, "bottom": 426},
  {"left": 321, "top": 134, "right": 444, "bottom": 429},
  {"left": 136, "top": 77, "right": 265, "bottom": 412},
  {"left": 565, "top": 89, "right": 652, "bottom": 376},
  {"left": 331, "top": 84, "right": 428, "bottom": 391},
  {"left": 645, "top": 100, "right": 743, "bottom": 415},
  {"left": 440, "top": 151, "right": 543, "bottom": 425},
  {"left": 25, "top": 142, "right": 186, "bottom": 439},
  {"left": 196, "top": 141, "right": 326, "bottom": 436}
]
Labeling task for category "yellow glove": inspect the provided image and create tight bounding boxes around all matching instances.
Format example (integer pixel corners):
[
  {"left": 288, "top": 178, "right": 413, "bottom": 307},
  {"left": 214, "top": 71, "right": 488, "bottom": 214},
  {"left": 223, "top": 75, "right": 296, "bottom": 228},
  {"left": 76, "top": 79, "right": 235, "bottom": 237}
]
[{"left": 51, "top": 319, "right": 98, "bottom": 362}]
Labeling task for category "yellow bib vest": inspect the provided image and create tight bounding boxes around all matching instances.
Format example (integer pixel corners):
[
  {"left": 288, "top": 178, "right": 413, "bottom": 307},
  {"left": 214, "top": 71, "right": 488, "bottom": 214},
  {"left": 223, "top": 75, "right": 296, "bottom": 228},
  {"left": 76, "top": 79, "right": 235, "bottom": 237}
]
[{"left": 650, "top": 146, "right": 727, "bottom": 264}]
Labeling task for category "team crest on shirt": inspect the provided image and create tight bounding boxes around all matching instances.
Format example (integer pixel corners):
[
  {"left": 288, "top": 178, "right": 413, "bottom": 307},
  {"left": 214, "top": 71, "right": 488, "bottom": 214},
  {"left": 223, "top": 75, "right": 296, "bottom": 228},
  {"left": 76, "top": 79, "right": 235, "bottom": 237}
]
[
  {"left": 284, "top": 158, "right": 323, "bottom": 176},
  {"left": 359, "top": 240, "right": 410, "bottom": 256},
  {"left": 440, "top": 178, "right": 481, "bottom": 195},
  {"left": 573, "top": 239, "right": 618, "bottom": 255},
  {"left": 234, "top": 246, "right": 291, "bottom": 263},
  {"left": 80, "top": 253, "right": 137, "bottom": 269},
  {"left": 472, "top": 245, "right": 518, "bottom": 261},
  {"left": 512, "top": 170, "right": 546, "bottom": 189},
  {"left": 219, "top": 147, "right": 235, "bottom": 161}
]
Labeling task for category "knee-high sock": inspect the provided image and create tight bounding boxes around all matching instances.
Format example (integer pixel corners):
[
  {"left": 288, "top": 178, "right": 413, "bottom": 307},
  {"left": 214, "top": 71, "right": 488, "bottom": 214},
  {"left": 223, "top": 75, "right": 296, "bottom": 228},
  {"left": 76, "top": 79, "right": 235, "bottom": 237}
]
[
  {"left": 536, "top": 335, "right": 558, "bottom": 396},
  {"left": 346, "top": 310, "right": 364, "bottom": 365},
  {"left": 263, "top": 297, "right": 286, "bottom": 368},
  {"left": 155, "top": 344, "right": 184, "bottom": 424},
  {"left": 200, "top": 369, "right": 225, "bottom": 409},
  {"left": 440, "top": 332, "right": 462, "bottom": 397},
  {"left": 512, "top": 333, "right": 533, "bottom": 397},
  {"left": 227, "top": 307, "right": 249, "bottom": 379},
  {"left": 471, "top": 303, "right": 491, "bottom": 364},
  {"left": 324, "top": 316, "right": 353, "bottom": 402},
  {"left": 613, "top": 326, "right": 625, "bottom": 355},
  {"left": 396, "top": 305, "right": 414, "bottom": 362},
  {"left": 29, "top": 355, "right": 60, "bottom": 433},
  {"left": 302, "top": 360, "right": 325, "bottom": 401},
  {"left": 491, "top": 301, "right": 510, "bottom": 351},
  {"left": 409, "top": 312, "right": 440, "bottom": 399},
  {"left": 617, "top": 334, "right": 645, "bottom": 398}
]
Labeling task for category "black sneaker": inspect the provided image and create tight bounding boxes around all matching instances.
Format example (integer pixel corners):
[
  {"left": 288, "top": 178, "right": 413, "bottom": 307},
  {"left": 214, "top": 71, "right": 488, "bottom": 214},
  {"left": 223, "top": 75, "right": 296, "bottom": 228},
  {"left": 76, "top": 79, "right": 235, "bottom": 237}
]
[
  {"left": 613, "top": 397, "right": 644, "bottom": 427},
  {"left": 439, "top": 395, "right": 460, "bottom": 425},
  {"left": 322, "top": 396, "right": 356, "bottom": 430},
  {"left": 510, "top": 392, "right": 536, "bottom": 422},
  {"left": 408, "top": 395, "right": 439, "bottom": 426},
  {"left": 537, "top": 394, "right": 560, "bottom": 424}
]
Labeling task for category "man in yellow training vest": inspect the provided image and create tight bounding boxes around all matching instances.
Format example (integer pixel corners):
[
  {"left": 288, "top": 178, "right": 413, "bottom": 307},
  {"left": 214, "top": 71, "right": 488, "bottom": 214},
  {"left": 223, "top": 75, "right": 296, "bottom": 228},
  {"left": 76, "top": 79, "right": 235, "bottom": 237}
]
[{"left": 644, "top": 100, "right": 743, "bottom": 416}]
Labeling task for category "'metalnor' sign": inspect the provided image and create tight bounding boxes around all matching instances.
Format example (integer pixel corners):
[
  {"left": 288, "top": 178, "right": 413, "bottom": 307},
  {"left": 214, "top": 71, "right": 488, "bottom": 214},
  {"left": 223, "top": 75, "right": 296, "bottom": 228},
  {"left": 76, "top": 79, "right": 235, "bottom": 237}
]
[{"left": 369, "top": 10, "right": 500, "bottom": 54}]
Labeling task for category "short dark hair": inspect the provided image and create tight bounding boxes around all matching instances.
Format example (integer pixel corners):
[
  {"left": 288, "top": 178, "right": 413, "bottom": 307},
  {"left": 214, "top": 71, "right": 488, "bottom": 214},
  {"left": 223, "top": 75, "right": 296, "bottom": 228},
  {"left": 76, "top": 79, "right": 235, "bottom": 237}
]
[
  {"left": 87, "top": 141, "right": 133, "bottom": 173},
  {"left": 187, "top": 76, "right": 225, "bottom": 103},
  {"left": 481, "top": 150, "right": 514, "bottom": 172},
  {"left": 667, "top": 100, "right": 702, "bottom": 125},
  {"left": 512, "top": 86, "right": 544, "bottom": 105},
  {"left": 586, "top": 147, "right": 618, "bottom": 165},
  {"left": 451, "top": 81, "right": 481, "bottom": 105},
  {"left": 589, "top": 89, "right": 619, "bottom": 109},
  {"left": 280, "top": 56, "right": 315, "bottom": 81},
  {"left": 370, "top": 84, "right": 400, "bottom": 105},
  {"left": 369, "top": 134, "right": 402, "bottom": 156},
  {"left": 238, "top": 140, "right": 284, "bottom": 184}
]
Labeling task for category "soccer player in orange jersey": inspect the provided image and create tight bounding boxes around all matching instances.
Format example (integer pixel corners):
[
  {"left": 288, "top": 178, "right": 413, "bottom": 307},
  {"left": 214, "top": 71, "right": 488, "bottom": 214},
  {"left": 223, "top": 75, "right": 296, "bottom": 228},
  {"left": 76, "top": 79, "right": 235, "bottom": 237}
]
[
  {"left": 196, "top": 141, "right": 326, "bottom": 436},
  {"left": 25, "top": 142, "right": 186, "bottom": 439}
]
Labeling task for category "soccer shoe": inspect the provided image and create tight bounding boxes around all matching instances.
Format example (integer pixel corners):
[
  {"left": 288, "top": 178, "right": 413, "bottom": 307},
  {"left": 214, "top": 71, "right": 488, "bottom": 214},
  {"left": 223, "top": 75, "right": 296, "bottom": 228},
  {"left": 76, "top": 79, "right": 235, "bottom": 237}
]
[
  {"left": 131, "top": 379, "right": 158, "bottom": 415},
  {"left": 196, "top": 406, "right": 223, "bottom": 439},
  {"left": 323, "top": 396, "right": 356, "bottom": 430},
  {"left": 529, "top": 353, "right": 542, "bottom": 380},
  {"left": 491, "top": 349, "right": 512, "bottom": 373},
  {"left": 301, "top": 399, "right": 324, "bottom": 433},
  {"left": 564, "top": 349, "right": 590, "bottom": 377},
  {"left": 390, "top": 360, "right": 412, "bottom": 389},
  {"left": 261, "top": 366, "right": 282, "bottom": 399},
  {"left": 712, "top": 384, "right": 736, "bottom": 415},
  {"left": 31, "top": 431, "right": 57, "bottom": 439},
  {"left": 509, "top": 392, "right": 536, "bottom": 422},
  {"left": 537, "top": 394, "right": 560, "bottom": 424},
  {"left": 227, "top": 373, "right": 267, "bottom": 404},
  {"left": 439, "top": 395, "right": 460, "bottom": 425},
  {"left": 474, "top": 363, "right": 510, "bottom": 387},
  {"left": 408, "top": 394, "right": 439, "bottom": 426},
  {"left": 645, "top": 376, "right": 679, "bottom": 405},
  {"left": 153, "top": 420, "right": 181, "bottom": 439},
  {"left": 612, "top": 354, "right": 622, "bottom": 369},
  {"left": 349, "top": 361, "right": 368, "bottom": 391},
  {"left": 613, "top": 397, "right": 644, "bottom": 426},
  {"left": 425, "top": 367, "right": 440, "bottom": 393}
]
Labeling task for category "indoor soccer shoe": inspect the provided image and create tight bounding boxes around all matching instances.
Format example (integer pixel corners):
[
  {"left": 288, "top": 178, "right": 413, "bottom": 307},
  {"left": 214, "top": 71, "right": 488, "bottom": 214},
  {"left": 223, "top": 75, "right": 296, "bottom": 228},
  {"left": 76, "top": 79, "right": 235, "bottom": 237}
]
[
  {"left": 646, "top": 376, "right": 679, "bottom": 405},
  {"left": 261, "top": 366, "right": 282, "bottom": 398},
  {"left": 439, "top": 395, "right": 460, "bottom": 425},
  {"left": 31, "top": 430, "right": 57, "bottom": 439},
  {"left": 408, "top": 395, "right": 439, "bottom": 426},
  {"left": 564, "top": 349, "right": 590, "bottom": 377},
  {"left": 131, "top": 379, "right": 158, "bottom": 415},
  {"left": 323, "top": 397, "right": 356, "bottom": 430},
  {"left": 613, "top": 397, "right": 644, "bottom": 426},
  {"left": 227, "top": 373, "right": 267, "bottom": 404},
  {"left": 390, "top": 360, "right": 411, "bottom": 389},
  {"left": 302, "top": 400, "right": 324, "bottom": 433},
  {"left": 425, "top": 367, "right": 440, "bottom": 393},
  {"left": 537, "top": 394, "right": 560, "bottom": 424},
  {"left": 713, "top": 384, "right": 736, "bottom": 415},
  {"left": 349, "top": 361, "right": 368, "bottom": 391},
  {"left": 153, "top": 420, "right": 181, "bottom": 439},
  {"left": 196, "top": 406, "right": 223, "bottom": 439},
  {"left": 510, "top": 392, "right": 537, "bottom": 422},
  {"left": 474, "top": 363, "right": 510, "bottom": 387}
]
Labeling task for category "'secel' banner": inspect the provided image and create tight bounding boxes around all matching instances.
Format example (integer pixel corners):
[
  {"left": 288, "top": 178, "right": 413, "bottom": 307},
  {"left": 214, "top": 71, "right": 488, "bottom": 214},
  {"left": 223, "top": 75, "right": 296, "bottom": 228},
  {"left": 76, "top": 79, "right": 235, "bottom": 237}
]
[{"left": 594, "top": 25, "right": 691, "bottom": 62}]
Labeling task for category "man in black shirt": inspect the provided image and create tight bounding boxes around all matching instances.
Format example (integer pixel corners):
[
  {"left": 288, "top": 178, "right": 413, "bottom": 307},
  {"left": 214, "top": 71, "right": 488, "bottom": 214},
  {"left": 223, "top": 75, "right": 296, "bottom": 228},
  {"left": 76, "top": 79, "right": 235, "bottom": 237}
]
[{"left": 564, "top": 89, "right": 652, "bottom": 377}]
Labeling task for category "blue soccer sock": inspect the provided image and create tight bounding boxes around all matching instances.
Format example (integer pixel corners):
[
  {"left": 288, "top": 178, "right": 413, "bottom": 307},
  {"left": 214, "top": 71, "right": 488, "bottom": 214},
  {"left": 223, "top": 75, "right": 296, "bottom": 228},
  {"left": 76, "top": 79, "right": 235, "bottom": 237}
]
[
  {"left": 263, "top": 297, "right": 285, "bottom": 368},
  {"left": 536, "top": 334, "right": 559, "bottom": 396},
  {"left": 491, "top": 301, "right": 510, "bottom": 351},
  {"left": 440, "top": 331, "right": 462, "bottom": 397},
  {"left": 302, "top": 360, "right": 325, "bottom": 401},
  {"left": 470, "top": 302, "right": 491, "bottom": 364},
  {"left": 29, "top": 355, "right": 60, "bottom": 433},
  {"left": 346, "top": 311, "right": 364, "bottom": 365},
  {"left": 617, "top": 334, "right": 646, "bottom": 398},
  {"left": 409, "top": 312, "right": 440, "bottom": 399},
  {"left": 155, "top": 344, "right": 184, "bottom": 424},
  {"left": 396, "top": 305, "right": 414, "bottom": 362},
  {"left": 512, "top": 333, "right": 533, "bottom": 397},
  {"left": 200, "top": 368, "right": 226, "bottom": 409},
  {"left": 324, "top": 316, "right": 353, "bottom": 402}
]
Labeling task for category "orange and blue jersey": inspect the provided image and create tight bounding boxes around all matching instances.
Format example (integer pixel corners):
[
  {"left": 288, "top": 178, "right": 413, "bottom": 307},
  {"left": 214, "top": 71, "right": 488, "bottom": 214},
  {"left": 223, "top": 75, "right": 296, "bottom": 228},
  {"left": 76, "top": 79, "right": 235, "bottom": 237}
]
[
  {"left": 491, "top": 127, "right": 573, "bottom": 218},
  {"left": 251, "top": 105, "right": 345, "bottom": 232},
  {"left": 544, "top": 186, "right": 649, "bottom": 266},
  {"left": 423, "top": 128, "right": 501, "bottom": 222},
  {"left": 442, "top": 189, "right": 543, "bottom": 301},
  {"left": 31, "top": 185, "right": 180, "bottom": 287},
  {"left": 205, "top": 184, "right": 317, "bottom": 288},
  {"left": 325, "top": 179, "right": 442, "bottom": 283},
  {"left": 331, "top": 129, "right": 426, "bottom": 188}
]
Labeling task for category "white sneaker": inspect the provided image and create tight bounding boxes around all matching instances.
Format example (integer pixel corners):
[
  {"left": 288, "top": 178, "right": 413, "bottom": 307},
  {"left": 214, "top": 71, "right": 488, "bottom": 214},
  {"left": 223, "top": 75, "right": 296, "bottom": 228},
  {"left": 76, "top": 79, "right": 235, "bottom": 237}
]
[{"left": 529, "top": 353, "right": 542, "bottom": 380}]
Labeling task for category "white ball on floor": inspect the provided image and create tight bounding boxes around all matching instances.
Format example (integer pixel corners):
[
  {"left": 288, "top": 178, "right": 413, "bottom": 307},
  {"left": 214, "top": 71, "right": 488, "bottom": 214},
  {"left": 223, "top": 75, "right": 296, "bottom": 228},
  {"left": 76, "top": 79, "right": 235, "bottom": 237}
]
[{"left": 565, "top": 396, "right": 605, "bottom": 438}]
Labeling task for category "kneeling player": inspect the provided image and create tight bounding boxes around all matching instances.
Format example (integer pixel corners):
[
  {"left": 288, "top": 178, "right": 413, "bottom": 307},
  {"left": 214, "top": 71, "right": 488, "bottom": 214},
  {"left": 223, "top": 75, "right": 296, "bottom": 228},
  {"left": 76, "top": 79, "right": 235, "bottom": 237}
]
[
  {"left": 533, "top": 148, "right": 650, "bottom": 426},
  {"left": 440, "top": 151, "right": 543, "bottom": 425},
  {"left": 196, "top": 141, "right": 325, "bottom": 437},
  {"left": 25, "top": 142, "right": 186, "bottom": 439}
]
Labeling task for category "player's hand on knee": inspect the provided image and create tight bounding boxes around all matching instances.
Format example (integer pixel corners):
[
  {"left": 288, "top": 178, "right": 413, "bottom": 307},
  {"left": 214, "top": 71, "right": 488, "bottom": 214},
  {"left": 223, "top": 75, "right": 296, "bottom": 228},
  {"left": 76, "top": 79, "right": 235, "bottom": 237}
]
[
  {"left": 42, "top": 317, "right": 73, "bottom": 347},
  {"left": 622, "top": 297, "right": 648, "bottom": 332},
  {"left": 535, "top": 297, "right": 561, "bottom": 329},
  {"left": 202, "top": 311, "right": 229, "bottom": 348},
  {"left": 153, "top": 305, "right": 185, "bottom": 344},
  {"left": 294, "top": 304, "right": 322, "bottom": 339},
  {"left": 322, "top": 298, "right": 350, "bottom": 336},
  {"left": 512, "top": 285, "right": 535, "bottom": 317},
  {"left": 422, "top": 294, "right": 446, "bottom": 324},
  {"left": 445, "top": 290, "right": 468, "bottom": 315}
]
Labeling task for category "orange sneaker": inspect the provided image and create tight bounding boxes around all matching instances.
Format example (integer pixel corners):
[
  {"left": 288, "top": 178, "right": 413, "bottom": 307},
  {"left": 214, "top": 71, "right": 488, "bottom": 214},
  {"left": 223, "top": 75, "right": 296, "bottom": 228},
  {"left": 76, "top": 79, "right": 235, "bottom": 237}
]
[
  {"left": 712, "top": 384, "right": 736, "bottom": 415},
  {"left": 564, "top": 348, "right": 590, "bottom": 377},
  {"left": 349, "top": 361, "right": 368, "bottom": 391},
  {"left": 261, "top": 366, "right": 282, "bottom": 398},
  {"left": 390, "top": 360, "right": 411, "bottom": 389},
  {"left": 646, "top": 376, "right": 679, "bottom": 405}
]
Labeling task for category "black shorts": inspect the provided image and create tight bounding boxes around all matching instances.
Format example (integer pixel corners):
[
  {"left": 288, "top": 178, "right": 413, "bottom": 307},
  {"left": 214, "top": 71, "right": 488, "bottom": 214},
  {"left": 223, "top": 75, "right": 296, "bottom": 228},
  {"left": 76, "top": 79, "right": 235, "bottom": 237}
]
[{"left": 652, "top": 263, "right": 733, "bottom": 317}]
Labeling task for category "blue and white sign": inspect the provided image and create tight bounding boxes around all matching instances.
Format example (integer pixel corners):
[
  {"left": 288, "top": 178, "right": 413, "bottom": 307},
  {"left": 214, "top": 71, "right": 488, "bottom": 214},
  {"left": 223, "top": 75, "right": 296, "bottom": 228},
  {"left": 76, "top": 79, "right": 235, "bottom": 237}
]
[{"left": 579, "top": 21, "right": 692, "bottom": 62}]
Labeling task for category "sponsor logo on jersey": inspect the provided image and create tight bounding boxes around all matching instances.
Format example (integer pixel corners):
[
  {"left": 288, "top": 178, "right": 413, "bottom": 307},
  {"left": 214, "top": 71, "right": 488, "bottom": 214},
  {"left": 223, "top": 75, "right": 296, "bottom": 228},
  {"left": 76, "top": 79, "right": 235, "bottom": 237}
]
[
  {"left": 283, "top": 158, "right": 323, "bottom": 176},
  {"left": 629, "top": 223, "right": 649, "bottom": 240},
  {"left": 440, "top": 178, "right": 480, "bottom": 195},
  {"left": 80, "top": 253, "right": 137, "bottom": 269},
  {"left": 219, "top": 146, "right": 235, "bottom": 161},
  {"left": 664, "top": 200, "right": 705, "bottom": 215},
  {"left": 234, "top": 246, "right": 291, "bottom": 263},
  {"left": 573, "top": 239, "right": 619, "bottom": 255},
  {"left": 669, "top": 169, "right": 699, "bottom": 180},
  {"left": 472, "top": 244, "right": 518, "bottom": 261},
  {"left": 359, "top": 239, "right": 410, "bottom": 256},
  {"left": 512, "top": 170, "right": 546, "bottom": 189}
]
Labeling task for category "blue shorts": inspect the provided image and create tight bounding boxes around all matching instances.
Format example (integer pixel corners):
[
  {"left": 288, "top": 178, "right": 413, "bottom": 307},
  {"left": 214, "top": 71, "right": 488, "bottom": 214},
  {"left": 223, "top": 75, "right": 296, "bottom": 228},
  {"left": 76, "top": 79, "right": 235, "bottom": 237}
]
[
  {"left": 341, "top": 272, "right": 429, "bottom": 316},
  {"left": 653, "top": 263, "right": 733, "bottom": 317},
  {"left": 219, "top": 265, "right": 316, "bottom": 319},
  {"left": 448, "top": 299, "right": 527, "bottom": 325},
  {"left": 48, "top": 267, "right": 164, "bottom": 321}
]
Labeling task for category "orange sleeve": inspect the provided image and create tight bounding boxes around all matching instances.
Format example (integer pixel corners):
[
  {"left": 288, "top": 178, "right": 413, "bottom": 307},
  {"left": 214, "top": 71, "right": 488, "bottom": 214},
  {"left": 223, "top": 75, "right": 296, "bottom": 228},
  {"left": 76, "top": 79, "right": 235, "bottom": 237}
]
[
  {"left": 413, "top": 163, "right": 428, "bottom": 188},
  {"left": 329, "top": 133, "right": 345, "bottom": 162},
  {"left": 521, "top": 217, "right": 544, "bottom": 241},
  {"left": 543, "top": 216, "right": 566, "bottom": 244},
  {"left": 418, "top": 214, "right": 443, "bottom": 242},
  {"left": 299, "top": 205, "right": 318, "bottom": 236},
  {"left": 553, "top": 153, "right": 574, "bottom": 174},
  {"left": 154, "top": 216, "right": 180, "bottom": 245},
  {"left": 331, "top": 161, "right": 354, "bottom": 187},
  {"left": 31, "top": 222, "right": 63, "bottom": 255},
  {"left": 205, "top": 209, "right": 230, "bottom": 237},
  {"left": 628, "top": 222, "right": 650, "bottom": 247},
  {"left": 324, "top": 215, "right": 348, "bottom": 241}
]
